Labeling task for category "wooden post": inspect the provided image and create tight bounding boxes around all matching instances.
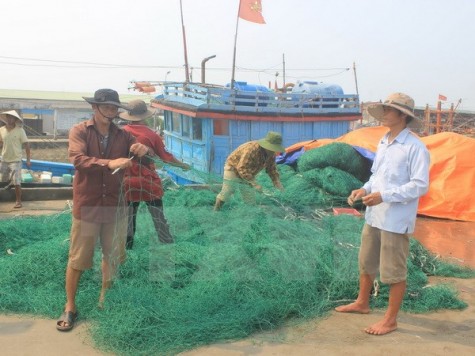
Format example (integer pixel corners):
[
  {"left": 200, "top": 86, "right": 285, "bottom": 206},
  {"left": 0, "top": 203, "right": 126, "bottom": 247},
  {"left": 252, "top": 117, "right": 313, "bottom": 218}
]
[
  {"left": 447, "top": 103, "right": 455, "bottom": 131},
  {"left": 436, "top": 101, "right": 442, "bottom": 134}
]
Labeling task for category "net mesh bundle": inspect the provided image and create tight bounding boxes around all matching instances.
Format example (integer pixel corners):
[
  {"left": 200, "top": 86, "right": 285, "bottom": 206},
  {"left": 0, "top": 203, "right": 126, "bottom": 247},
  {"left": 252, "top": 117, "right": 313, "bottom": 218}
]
[{"left": 0, "top": 142, "right": 473, "bottom": 355}]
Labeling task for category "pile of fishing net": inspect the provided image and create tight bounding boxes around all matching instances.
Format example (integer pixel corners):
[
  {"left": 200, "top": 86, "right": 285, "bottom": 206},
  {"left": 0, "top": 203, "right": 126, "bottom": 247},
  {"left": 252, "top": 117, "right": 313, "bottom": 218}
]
[{"left": 0, "top": 142, "right": 473, "bottom": 355}]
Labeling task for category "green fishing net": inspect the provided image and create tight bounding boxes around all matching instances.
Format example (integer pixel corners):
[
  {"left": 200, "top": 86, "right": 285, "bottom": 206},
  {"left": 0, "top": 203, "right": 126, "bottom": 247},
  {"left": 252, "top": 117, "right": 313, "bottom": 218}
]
[{"left": 0, "top": 142, "right": 473, "bottom": 356}]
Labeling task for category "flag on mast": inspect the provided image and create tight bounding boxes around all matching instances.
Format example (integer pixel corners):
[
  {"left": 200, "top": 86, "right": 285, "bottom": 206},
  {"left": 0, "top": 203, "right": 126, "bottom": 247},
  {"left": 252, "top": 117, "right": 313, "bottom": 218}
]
[
  {"left": 438, "top": 94, "right": 447, "bottom": 101},
  {"left": 239, "top": 0, "right": 266, "bottom": 24}
]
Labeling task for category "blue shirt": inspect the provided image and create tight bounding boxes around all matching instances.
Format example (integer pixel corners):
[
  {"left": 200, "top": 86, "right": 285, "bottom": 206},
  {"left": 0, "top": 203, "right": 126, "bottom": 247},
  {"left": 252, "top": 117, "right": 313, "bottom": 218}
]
[{"left": 362, "top": 128, "right": 430, "bottom": 234}]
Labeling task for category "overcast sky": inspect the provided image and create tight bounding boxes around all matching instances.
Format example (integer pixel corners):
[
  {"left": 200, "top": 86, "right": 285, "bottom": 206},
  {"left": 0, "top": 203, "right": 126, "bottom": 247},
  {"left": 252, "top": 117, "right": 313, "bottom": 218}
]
[{"left": 2, "top": 0, "right": 474, "bottom": 111}]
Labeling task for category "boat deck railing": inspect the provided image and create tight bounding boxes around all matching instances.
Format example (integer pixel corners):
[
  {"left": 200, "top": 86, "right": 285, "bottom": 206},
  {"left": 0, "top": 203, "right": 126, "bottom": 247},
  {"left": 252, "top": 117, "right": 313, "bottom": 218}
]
[{"left": 162, "top": 83, "right": 360, "bottom": 115}]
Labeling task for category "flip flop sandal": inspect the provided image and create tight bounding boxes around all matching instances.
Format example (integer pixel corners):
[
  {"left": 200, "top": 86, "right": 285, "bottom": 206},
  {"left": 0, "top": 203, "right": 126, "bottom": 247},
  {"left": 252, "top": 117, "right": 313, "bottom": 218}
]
[
  {"left": 13, "top": 203, "right": 22, "bottom": 209},
  {"left": 56, "top": 311, "right": 78, "bottom": 332}
]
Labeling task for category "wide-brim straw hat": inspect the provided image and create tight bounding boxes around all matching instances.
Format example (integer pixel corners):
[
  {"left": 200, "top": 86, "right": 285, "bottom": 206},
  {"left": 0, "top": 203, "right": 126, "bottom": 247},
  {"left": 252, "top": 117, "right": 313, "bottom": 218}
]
[
  {"left": 367, "top": 92, "right": 422, "bottom": 129},
  {"left": 82, "top": 88, "right": 128, "bottom": 109},
  {"left": 258, "top": 131, "right": 285, "bottom": 152},
  {"left": 119, "top": 100, "right": 155, "bottom": 121},
  {"left": 0, "top": 110, "right": 23, "bottom": 124}
]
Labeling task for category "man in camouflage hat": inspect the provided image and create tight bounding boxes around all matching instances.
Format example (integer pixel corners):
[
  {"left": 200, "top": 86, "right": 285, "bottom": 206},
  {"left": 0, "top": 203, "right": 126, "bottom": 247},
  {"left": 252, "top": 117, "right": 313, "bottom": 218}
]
[{"left": 214, "top": 131, "right": 284, "bottom": 211}]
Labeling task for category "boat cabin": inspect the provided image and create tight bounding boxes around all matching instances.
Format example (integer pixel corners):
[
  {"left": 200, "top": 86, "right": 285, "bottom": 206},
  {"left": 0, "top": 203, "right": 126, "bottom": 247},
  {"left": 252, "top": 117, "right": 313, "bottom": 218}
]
[{"left": 151, "top": 81, "right": 360, "bottom": 181}]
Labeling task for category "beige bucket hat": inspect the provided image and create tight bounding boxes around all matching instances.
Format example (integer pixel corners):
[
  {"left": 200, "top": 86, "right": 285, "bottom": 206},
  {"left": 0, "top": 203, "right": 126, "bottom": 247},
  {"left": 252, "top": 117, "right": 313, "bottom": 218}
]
[
  {"left": 119, "top": 100, "right": 155, "bottom": 121},
  {"left": 258, "top": 131, "right": 285, "bottom": 152},
  {"left": 0, "top": 110, "right": 23, "bottom": 124},
  {"left": 367, "top": 92, "right": 422, "bottom": 129}
]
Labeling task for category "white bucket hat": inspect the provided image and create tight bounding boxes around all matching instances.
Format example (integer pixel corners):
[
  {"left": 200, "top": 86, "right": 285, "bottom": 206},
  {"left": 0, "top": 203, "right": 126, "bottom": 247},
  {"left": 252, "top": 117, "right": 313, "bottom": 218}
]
[
  {"left": 367, "top": 92, "right": 422, "bottom": 129},
  {"left": 0, "top": 110, "right": 23, "bottom": 124}
]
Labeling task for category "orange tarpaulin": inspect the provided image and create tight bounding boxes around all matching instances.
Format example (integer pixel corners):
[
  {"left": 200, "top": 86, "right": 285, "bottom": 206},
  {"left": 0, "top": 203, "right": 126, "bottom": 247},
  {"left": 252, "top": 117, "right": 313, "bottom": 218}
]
[{"left": 286, "top": 127, "right": 475, "bottom": 222}]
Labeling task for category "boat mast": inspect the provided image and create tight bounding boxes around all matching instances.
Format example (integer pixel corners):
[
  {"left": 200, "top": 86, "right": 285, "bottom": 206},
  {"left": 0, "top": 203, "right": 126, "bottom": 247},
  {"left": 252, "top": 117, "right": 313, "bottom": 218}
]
[
  {"left": 230, "top": 0, "right": 242, "bottom": 89},
  {"left": 282, "top": 53, "right": 286, "bottom": 88},
  {"left": 352, "top": 62, "right": 359, "bottom": 98},
  {"left": 179, "top": 0, "right": 190, "bottom": 83}
]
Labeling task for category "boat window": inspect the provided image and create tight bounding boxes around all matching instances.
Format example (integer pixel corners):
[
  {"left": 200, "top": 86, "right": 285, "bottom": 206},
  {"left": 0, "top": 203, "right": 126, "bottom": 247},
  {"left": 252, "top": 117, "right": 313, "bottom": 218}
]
[
  {"left": 213, "top": 120, "right": 229, "bottom": 136},
  {"left": 182, "top": 116, "right": 190, "bottom": 138},
  {"left": 192, "top": 118, "right": 202, "bottom": 140},
  {"left": 172, "top": 112, "right": 181, "bottom": 133}
]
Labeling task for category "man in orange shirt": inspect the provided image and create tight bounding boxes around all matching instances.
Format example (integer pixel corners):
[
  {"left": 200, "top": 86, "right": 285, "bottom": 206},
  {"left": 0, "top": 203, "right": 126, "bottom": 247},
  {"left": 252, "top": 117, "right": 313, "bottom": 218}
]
[{"left": 120, "top": 100, "right": 189, "bottom": 249}]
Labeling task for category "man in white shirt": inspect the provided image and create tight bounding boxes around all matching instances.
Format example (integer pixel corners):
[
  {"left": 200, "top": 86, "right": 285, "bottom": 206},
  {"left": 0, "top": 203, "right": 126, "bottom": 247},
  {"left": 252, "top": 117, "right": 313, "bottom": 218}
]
[
  {"left": 335, "top": 93, "right": 430, "bottom": 335},
  {"left": 0, "top": 110, "right": 31, "bottom": 208}
]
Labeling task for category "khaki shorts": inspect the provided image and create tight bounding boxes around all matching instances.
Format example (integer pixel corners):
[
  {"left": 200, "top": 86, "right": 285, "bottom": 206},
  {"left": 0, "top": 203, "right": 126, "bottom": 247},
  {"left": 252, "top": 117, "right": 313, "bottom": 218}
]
[
  {"left": 358, "top": 223, "right": 409, "bottom": 284},
  {"left": 68, "top": 217, "right": 127, "bottom": 271},
  {"left": 216, "top": 167, "right": 255, "bottom": 203},
  {"left": 0, "top": 161, "right": 22, "bottom": 185}
]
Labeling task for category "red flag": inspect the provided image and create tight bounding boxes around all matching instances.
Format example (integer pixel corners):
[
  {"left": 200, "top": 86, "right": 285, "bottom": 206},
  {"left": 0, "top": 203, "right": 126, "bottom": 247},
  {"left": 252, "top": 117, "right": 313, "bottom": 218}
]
[
  {"left": 239, "top": 0, "right": 265, "bottom": 24},
  {"left": 438, "top": 94, "right": 447, "bottom": 101}
]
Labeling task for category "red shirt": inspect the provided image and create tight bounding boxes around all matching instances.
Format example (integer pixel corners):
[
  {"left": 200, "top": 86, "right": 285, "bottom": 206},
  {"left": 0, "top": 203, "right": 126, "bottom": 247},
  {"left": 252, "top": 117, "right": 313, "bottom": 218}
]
[
  {"left": 123, "top": 124, "right": 175, "bottom": 202},
  {"left": 69, "top": 119, "right": 136, "bottom": 222}
]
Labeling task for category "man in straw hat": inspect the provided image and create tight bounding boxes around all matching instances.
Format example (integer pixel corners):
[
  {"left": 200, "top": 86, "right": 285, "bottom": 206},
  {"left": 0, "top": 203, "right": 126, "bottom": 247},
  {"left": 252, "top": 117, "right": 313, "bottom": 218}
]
[
  {"left": 57, "top": 89, "right": 149, "bottom": 332},
  {"left": 119, "top": 99, "right": 190, "bottom": 249},
  {"left": 214, "top": 131, "right": 284, "bottom": 211},
  {"left": 335, "top": 92, "right": 430, "bottom": 335},
  {"left": 0, "top": 110, "right": 31, "bottom": 209}
]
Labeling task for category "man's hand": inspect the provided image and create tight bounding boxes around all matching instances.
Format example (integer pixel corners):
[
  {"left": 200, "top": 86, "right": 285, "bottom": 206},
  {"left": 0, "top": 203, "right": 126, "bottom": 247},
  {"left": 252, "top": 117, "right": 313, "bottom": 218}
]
[
  {"left": 348, "top": 188, "right": 366, "bottom": 206},
  {"left": 275, "top": 181, "right": 284, "bottom": 191},
  {"left": 130, "top": 143, "right": 149, "bottom": 158},
  {"left": 108, "top": 157, "right": 133, "bottom": 171},
  {"left": 362, "top": 192, "right": 382, "bottom": 207},
  {"left": 26, "top": 159, "right": 31, "bottom": 168}
]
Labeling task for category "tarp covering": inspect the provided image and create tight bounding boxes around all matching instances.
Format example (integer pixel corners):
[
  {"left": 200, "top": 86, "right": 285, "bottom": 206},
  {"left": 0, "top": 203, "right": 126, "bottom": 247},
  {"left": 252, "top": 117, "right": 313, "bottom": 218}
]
[{"left": 286, "top": 127, "right": 475, "bottom": 222}]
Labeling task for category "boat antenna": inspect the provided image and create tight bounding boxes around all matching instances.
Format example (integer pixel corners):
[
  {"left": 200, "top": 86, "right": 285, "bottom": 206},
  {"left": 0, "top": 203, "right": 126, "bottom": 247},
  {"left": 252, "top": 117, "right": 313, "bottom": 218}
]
[{"left": 179, "top": 0, "right": 190, "bottom": 83}]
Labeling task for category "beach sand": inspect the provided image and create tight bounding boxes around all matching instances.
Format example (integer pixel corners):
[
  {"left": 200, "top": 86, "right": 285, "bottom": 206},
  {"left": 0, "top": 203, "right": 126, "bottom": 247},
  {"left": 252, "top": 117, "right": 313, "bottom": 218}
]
[{"left": 1, "top": 200, "right": 474, "bottom": 355}]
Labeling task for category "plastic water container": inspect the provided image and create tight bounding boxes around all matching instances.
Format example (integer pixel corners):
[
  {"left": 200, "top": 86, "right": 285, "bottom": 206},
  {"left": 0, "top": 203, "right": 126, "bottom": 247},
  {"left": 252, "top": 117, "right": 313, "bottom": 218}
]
[
  {"left": 22, "top": 173, "right": 33, "bottom": 183},
  {"left": 40, "top": 173, "right": 52, "bottom": 183},
  {"left": 62, "top": 174, "right": 72, "bottom": 185},
  {"left": 52, "top": 176, "right": 63, "bottom": 184}
]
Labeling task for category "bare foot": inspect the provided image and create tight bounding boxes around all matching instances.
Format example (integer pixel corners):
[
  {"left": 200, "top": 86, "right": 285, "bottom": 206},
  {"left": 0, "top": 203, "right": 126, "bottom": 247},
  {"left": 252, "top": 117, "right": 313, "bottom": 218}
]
[
  {"left": 335, "top": 302, "right": 370, "bottom": 314},
  {"left": 98, "top": 295, "right": 105, "bottom": 310},
  {"left": 364, "top": 318, "right": 397, "bottom": 335}
]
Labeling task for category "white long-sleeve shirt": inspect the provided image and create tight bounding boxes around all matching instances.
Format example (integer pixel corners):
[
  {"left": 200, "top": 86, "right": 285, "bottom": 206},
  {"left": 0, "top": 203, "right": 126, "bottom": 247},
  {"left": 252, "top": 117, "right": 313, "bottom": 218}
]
[{"left": 363, "top": 128, "right": 430, "bottom": 234}]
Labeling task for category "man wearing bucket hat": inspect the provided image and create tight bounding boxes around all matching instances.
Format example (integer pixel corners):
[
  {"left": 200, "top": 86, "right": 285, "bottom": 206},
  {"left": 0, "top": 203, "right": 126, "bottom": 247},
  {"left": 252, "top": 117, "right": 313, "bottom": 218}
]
[
  {"left": 57, "top": 89, "right": 149, "bottom": 332},
  {"left": 335, "top": 93, "right": 430, "bottom": 336},
  {"left": 120, "top": 99, "right": 190, "bottom": 249},
  {"left": 214, "top": 131, "right": 284, "bottom": 211},
  {"left": 0, "top": 110, "right": 31, "bottom": 209}
]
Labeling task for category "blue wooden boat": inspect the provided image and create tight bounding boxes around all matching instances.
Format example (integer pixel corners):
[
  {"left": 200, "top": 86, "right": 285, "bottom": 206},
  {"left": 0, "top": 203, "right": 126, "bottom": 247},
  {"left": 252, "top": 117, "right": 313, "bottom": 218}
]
[
  {"left": 22, "top": 159, "right": 75, "bottom": 177},
  {"left": 151, "top": 80, "right": 361, "bottom": 183}
]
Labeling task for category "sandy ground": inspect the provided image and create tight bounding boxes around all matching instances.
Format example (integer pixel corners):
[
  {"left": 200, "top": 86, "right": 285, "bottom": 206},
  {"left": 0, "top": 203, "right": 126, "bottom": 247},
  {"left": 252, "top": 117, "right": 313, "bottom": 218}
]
[{"left": 0, "top": 200, "right": 474, "bottom": 355}]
